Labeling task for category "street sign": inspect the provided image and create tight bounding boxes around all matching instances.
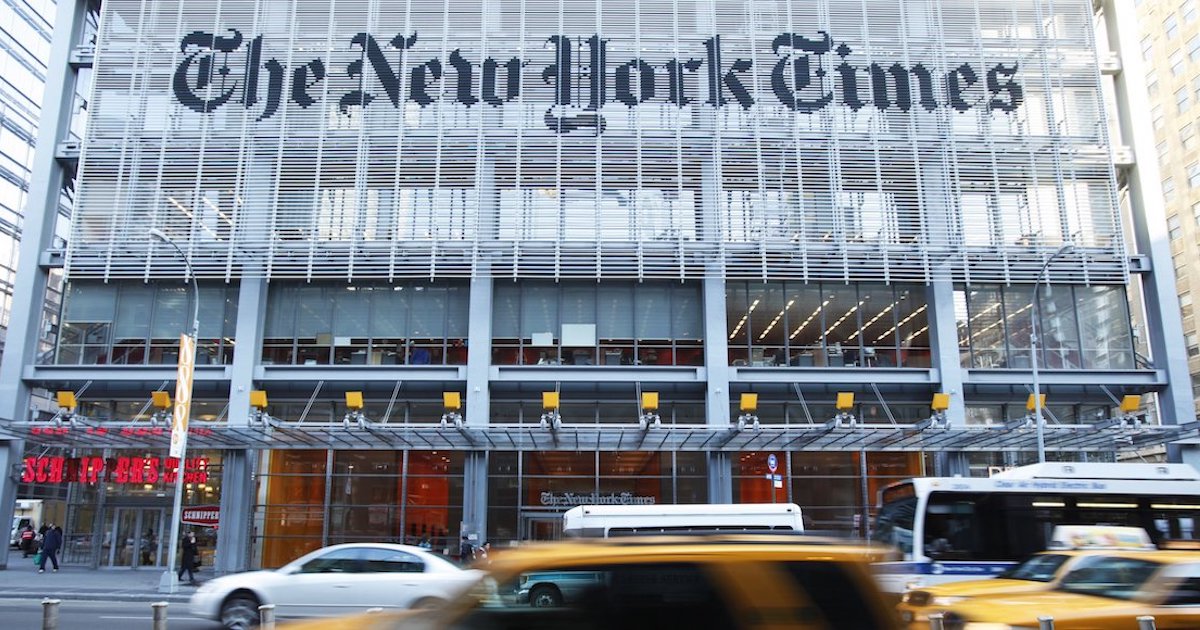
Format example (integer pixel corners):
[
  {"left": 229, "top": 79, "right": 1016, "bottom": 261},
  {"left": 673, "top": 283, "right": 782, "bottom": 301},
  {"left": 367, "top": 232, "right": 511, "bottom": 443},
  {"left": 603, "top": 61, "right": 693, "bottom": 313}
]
[
  {"left": 767, "top": 453, "right": 778, "bottom": 473},
  {"left": 763, "top": 474, "right": 783, "bottom": 481}
]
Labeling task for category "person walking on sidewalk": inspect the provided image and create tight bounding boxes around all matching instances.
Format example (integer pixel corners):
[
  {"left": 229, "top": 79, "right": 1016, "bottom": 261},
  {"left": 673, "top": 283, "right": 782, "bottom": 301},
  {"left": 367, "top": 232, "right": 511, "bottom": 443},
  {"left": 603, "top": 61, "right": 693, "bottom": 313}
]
[
  {"left": 19, "top": 525, "right": 35, "bottom": 558},
  {"left": 177, "top": 531, "right": 198, "bottom": 585},
  {"left": 38, "top": 523, "right": 62, "bottom": 573}
]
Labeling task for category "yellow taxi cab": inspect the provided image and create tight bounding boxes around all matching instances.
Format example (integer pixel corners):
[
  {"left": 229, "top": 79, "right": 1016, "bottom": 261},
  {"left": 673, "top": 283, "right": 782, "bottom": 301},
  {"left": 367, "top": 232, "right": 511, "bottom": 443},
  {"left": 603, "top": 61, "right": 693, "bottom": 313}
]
[
  {"left": 897, "top": 526, "right": 1158, "bottom": 628},
  {"left": 281, "top": 534, "right": 902, "bottom": 630},
  {"left": 933, "top": 549, "right": 1200, "bottom": 630}
]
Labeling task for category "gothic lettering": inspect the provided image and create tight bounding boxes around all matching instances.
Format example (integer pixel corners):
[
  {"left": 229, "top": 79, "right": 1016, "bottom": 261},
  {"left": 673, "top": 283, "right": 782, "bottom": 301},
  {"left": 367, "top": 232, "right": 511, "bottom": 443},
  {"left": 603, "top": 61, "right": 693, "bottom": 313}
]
[
  {"left": 770, "top": 32, "right": 834, "bottom": 113},
  {"left": 173, "top": 29, "right": 245, "bottom": 113},
  {"left": 987, "top": 63, "right": 1024, "bottom": 113},
  {"left": 171, "top": 29, "right": 1026, "bottom": 131},
  {"left": 704, "top": 36, "right": 754, "bottom": 109},
  {"left": 947, "top": 63, "right": 979, "bottom": 112}
]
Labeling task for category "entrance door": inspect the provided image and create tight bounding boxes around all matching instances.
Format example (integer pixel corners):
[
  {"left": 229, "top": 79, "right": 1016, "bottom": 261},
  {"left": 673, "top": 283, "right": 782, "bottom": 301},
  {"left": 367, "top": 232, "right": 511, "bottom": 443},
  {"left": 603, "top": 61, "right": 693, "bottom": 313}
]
[
  {"left": 520, "top": 513, "right": 563, "bottom": 541},
  {"left": 106, "top": 508, "right": 166, "bottom": 568}
]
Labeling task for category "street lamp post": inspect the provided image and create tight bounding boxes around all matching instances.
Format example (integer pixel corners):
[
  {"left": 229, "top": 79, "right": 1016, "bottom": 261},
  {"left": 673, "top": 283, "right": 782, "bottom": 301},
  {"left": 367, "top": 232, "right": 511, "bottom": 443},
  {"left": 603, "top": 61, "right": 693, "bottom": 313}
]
[
  {"left": 1030, "top": 244, "right": 1074, "bottom": 464},
  {"left": 149, "top": 228, "right": 199, "bottom": 594}
]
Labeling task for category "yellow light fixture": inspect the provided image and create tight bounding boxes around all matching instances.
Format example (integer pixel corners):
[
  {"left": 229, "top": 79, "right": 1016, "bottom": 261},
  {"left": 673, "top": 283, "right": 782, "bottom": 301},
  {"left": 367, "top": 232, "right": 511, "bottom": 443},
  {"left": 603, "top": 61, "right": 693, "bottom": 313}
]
[
  {"left": 345, "top": 391, "right": 364, "bottom": 410},
  {"left": 542, "top": 391, "right": 559, "bottom": 411},
  {"left": 249, "top": 390, "right": 269, "bottom": 410},
  {"left": 443, "top": 391, "right": 462, "bottom": 411},
  {"left": 1119, "top": 395, "right": 1141, "bottom": 414},
  {"left": 739, "top": 393, "right": 757, "bottom": 413},
  {"left": 56, "top": 391, "right": 77, "bottom": 411},
  {"left": 931, "top": 393, "right": 950, "bottom": 412},
  {"left": 641, "top": 392, "right": 659, "bottom": 411},
  {"left": 151, "top": 391, "right": 172, "bottom": 410},
  {"left": 836, "top": 392, "right": 855, "bottom": 411},
  {"left": 1026, "top": 393, "right": 1046, "bottom": 412}
]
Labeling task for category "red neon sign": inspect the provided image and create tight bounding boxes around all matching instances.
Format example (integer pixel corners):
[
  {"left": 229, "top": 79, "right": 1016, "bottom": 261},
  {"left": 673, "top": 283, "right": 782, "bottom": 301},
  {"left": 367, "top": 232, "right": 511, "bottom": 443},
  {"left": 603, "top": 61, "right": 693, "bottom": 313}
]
[{"left": 21, "top": 456, "right": 210, "bottom": 485}]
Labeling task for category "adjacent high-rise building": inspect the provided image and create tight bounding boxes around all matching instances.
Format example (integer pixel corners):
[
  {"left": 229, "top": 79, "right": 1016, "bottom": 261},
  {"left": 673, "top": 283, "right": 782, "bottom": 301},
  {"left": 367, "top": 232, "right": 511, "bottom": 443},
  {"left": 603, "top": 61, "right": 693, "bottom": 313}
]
[
  {"left": 0, "top": 0, "right": 1194, "bottom": 573},
  {"left": 1135, "top": 0, "right": 1200, "bottom": 415}
]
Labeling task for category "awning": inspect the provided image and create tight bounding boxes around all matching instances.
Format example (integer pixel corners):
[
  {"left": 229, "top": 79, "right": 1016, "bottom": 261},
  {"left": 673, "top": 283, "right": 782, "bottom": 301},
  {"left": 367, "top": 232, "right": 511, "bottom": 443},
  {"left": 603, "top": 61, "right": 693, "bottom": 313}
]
[{"left": 3, "top": 419, "right": 1195, "bottom": 452}]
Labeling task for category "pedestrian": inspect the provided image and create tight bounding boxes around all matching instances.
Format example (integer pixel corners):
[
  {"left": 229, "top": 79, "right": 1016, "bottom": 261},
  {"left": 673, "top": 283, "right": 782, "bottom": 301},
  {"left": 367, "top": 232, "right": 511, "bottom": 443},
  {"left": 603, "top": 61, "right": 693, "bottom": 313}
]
[
  {"left": 458, "top": 535, "right": 474, "bottom": 566},
  {"left": 178, "top": 531, "right": 199, "bottom": 585},
  {"left": 19, "top": 525, "right": 35, "bottom": 558},
  {"left": 38, "top": 522, "right": 62, "bottom": 573},
  {"left": 474, "top": 542, "right": 491, "bottom": 566}
]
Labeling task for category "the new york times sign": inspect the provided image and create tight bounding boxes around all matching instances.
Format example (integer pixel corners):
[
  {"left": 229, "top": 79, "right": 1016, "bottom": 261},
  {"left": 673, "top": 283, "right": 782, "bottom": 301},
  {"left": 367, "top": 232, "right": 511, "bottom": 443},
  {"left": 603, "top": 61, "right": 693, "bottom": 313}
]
[{"left": 173, "top": 30, "right": 1024, "bottom": 134}]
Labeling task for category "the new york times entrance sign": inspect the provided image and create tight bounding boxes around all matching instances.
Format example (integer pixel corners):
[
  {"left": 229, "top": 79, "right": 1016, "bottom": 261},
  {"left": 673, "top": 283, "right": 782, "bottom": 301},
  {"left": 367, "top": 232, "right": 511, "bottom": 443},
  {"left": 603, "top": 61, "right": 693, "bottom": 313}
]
[{"left": 173, "top": 30, "right": 1024, "bottom": 133}]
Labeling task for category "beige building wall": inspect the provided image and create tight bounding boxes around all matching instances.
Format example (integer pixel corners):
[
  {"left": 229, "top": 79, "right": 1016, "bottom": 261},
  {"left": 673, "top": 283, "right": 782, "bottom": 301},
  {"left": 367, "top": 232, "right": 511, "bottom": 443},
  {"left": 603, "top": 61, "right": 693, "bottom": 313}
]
[{"left": 1137, "top": 0, "right": 1200, "bottom": 415}]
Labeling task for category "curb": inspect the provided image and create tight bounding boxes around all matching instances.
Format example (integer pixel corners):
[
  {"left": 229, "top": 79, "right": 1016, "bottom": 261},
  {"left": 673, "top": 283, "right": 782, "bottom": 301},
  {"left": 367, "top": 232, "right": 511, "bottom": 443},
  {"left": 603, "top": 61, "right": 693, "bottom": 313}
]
[{"left": 0, "top": 592, "right": 192, "bottom": 603}]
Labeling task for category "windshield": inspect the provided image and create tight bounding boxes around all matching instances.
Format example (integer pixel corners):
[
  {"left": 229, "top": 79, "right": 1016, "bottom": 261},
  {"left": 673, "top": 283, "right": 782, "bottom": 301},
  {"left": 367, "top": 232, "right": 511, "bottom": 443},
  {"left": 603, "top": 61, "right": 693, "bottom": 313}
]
[
  {"left": 1057, "top": 556, "right": 1161, "bottom": 600},
  {"left": 997, "top": 554, "right": 1069, "bottom": 582}
]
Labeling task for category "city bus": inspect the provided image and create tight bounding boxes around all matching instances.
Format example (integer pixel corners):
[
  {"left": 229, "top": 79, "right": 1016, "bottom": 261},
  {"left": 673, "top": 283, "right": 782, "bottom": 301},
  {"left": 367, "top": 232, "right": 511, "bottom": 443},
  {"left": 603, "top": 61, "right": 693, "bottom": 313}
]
[
  {"left": 562, "top": 503, "right": 805, "bottom": 538},
  {"left": 872, "top": 462, "right": 1200, "bottom": 593}
]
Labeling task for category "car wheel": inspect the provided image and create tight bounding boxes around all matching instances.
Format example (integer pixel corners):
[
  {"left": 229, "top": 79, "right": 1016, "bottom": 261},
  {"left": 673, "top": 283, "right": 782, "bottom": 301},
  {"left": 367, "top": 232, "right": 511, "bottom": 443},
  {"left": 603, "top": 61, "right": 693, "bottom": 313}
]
[
  {"left": 529, "top": 585, "right": 562, "bottom": 608},
  {"left": 219, "top": 592, "right": 261, "bottom": 630},
  {"left": 412, "top": 597, "right": 445, "bottom": 610}
]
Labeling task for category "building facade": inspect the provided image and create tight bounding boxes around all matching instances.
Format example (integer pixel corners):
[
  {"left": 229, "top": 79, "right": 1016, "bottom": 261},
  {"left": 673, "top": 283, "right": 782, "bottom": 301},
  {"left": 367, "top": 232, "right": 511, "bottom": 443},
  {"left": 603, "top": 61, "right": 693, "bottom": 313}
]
[
  {"left": 1135, "top": 0, "right": 1200, "bottom": 417},
  {"left": 0, "top": 0, "right": 1195, "bottom": 572}
]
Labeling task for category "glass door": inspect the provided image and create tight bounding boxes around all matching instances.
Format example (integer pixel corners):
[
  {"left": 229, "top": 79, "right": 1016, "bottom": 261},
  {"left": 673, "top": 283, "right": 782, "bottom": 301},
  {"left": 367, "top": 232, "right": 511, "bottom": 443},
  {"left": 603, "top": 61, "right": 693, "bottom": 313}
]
[
  {"left": 520, "top": 513, "right": 564, "bottom": 541},
  {"left": 106, "top": 508, "right": 166, "bottom": 568}
]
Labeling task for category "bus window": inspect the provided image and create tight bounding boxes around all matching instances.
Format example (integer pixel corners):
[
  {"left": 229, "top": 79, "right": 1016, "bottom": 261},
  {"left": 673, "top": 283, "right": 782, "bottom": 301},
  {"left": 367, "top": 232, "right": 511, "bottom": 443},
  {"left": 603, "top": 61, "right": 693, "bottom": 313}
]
[
  {"left": 923, "top": 495, "right": 979, "bottom": 560},
  {"left": 1146, "top": 498, "right": 1200, "bottom": 543},
  {"left": 873, "top": 495, "right": 916, "bottom": 554}
]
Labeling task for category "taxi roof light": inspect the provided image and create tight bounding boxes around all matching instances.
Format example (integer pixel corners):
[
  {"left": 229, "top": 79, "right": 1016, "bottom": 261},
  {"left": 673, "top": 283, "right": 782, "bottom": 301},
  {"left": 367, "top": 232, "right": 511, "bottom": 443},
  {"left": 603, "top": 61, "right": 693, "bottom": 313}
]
[{"left": 1046, "top": 525, "right": 1155, "bottom": 551}]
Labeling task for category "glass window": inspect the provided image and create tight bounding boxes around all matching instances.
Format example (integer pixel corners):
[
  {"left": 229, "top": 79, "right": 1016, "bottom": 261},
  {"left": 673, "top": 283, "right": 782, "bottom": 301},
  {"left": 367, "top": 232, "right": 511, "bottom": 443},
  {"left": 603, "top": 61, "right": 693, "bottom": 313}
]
[
  {"left": 1077, "top": 286, "right": 1134, "bottom": 369},
  {"left": 298, "top": 547, "right": 362, "bottom": 573},
  {"left": 1059, "top": 556, "right": 1161, "bottom": 600},
  {"left": 1179, "top": 86, "right": 1192, "bottom": 113},
  {"left": 1167, "top": 14, "right": 1180, "bottom": 40},
  {"left": 1000, "top": 554, "right": 1071, "bottom": 582},
  {"left": 359, "top": 547, "right": 425, "bottom": 573},
  {"left": 1164, "top": 177, "right": 1176, "bottom": 202},
  {"left": 459, "top": 563, "right": 738, "bottom": 627},
  {"left": 1186, "top": 0, "right": 1198, "bottom": 23},
  {"left": 1170, "top": 215, "right": 1184, "bottom": 240},
  {"left": 1190, "top": 34, "right": 1200, "bottom": 61},
  {"left": 1038, "top": 285, "right": 1081, "bottom": 369}
]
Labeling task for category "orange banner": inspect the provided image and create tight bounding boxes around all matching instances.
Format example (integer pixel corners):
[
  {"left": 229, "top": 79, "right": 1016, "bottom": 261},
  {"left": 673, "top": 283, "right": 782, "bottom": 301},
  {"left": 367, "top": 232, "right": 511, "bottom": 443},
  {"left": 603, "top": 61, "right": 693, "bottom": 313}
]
[{"left": 170, "top": 333, "right": 195, "bottom": 458}]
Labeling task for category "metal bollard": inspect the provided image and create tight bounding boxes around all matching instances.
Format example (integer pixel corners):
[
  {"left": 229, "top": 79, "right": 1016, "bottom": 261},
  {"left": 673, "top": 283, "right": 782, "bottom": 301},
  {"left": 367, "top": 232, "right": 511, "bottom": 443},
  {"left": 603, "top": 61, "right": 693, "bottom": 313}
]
[
  {"left": 1137, "top": 616, "right": 1157, "bottom": 630},
  {"left": 150, "top": 601, "right": 169, "bottom": 630},
  {"left": 928, "top": 612, "right": 945, "bottom": 630},
  {"left": 259, "top": 603, "right": 276, "bottom": 629},
  {"left": 1038, "top": 616, "right": 1055, "bottom": 630},
  {"left": 41, "top": 598, "right": 60, "bottom": 630}
]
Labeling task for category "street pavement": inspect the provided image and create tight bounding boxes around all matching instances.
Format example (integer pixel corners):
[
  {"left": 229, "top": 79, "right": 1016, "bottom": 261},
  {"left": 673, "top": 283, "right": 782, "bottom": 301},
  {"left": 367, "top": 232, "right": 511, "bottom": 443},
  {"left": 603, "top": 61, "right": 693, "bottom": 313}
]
[
  {"left": 0, "top": 563, "right": 198, "bottom": 602},
  {"left": 0, "top": 598, "right": 219, "bottom": 629}
]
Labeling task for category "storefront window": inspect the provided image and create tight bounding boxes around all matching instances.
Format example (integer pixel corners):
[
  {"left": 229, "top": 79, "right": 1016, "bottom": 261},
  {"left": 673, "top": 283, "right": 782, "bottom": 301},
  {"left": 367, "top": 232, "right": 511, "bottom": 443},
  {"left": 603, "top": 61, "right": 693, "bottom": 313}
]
[
  {"left": 257, "top": 450, "right": 464, "bottom": 567},
  {"left": 485, "top": 451, "right": 708, "bottom": 546},
  {"left": 726, "top": 282, "right": 930, "bottom": 368},
  {"left": 734, "top": 452, "right": 924, "bottom": 537}
]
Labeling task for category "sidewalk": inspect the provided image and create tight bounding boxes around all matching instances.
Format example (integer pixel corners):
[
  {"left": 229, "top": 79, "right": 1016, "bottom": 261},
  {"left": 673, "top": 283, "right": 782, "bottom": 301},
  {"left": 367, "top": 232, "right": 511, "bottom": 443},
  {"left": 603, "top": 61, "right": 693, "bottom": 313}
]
[{"left": 0, "top": 563, "right": 200, "bottom": 603}]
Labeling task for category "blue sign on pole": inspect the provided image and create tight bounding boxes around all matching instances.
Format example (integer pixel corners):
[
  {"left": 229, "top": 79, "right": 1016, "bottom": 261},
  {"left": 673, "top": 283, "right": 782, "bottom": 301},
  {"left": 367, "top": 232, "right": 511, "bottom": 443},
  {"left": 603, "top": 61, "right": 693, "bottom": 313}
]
[{"left": 767, "top": 453, "right": 778, "bottom": 473}]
